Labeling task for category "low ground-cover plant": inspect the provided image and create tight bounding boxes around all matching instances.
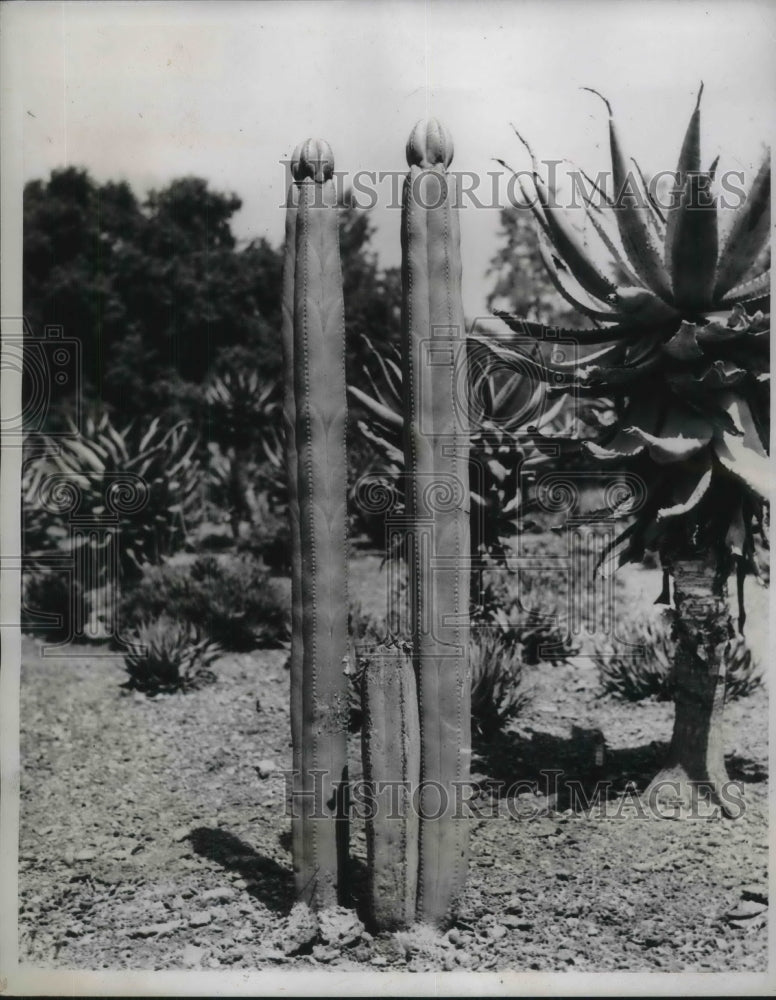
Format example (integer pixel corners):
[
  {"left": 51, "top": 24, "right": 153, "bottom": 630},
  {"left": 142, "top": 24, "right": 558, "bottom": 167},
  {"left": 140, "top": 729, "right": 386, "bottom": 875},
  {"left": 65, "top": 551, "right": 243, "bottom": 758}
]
[
  {"left": 122, "top": 615, "right": 222, "bottom": 695},
  {"left": 120, "top": 554, "right": 290, "bottom": 650},
  {"left": 470, "top": 576, "right": 578, "bottom": 665},
  {"left": 469, "top": 628, "right": 532, "bottom": 742},
  {"left": 594, "top": 613, "right": 762, "bottom": 702}
]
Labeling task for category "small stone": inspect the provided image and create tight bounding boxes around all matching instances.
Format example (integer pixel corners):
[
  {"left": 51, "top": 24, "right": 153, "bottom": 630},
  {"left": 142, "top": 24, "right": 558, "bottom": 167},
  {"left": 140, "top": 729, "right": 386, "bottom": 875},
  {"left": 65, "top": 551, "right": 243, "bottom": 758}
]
[
  {"left": 256, "top": 759, "right": 277, "bottom": 778},
  {"left": 189, "top": 911, "right": 212, "bottom": 928},
  {"left": 172, "top": 826, "right": 191, "bottom": 843},
  {"left": 129, "top": 920, "right": 182, "bottom": 938},
  {"left": 180, "top": 944, "right": 206, "bottom": 967},
  {"left": 312, "top": 944, "right": 338, "bottom": 963},
  {"left": 725, "top": 899, "right": 767, "bottom": 922},
  {"left": 74, "top": 849, "right": 95, "bottom": 862},
  {"left": 318, "top": 906, "right": 364, "bottom": 947},
  {"left": 501, "top": 915, "right": 524, "bottom": 929},
  {"left": 371, "top": 955, "right": 387, "bottom": 966},
  {"left": 488, "top": 924, "right": 507, "bottom": 941},
  {"left": 202, "top": 887, "right": 236, "bottom": 903}
]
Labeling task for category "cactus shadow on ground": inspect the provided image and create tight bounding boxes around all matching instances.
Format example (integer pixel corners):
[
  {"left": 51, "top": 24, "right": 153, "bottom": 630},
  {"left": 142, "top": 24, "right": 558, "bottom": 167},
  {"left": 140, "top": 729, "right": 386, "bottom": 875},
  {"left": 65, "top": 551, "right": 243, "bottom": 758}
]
[{"left": 188, "top": 827, "right": 294, "bottom": 914}]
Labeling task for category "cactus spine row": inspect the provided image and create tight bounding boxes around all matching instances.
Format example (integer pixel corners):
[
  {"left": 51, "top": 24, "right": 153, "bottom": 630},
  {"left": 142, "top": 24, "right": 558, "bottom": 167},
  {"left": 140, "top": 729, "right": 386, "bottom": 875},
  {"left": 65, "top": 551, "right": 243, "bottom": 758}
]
[
  {"left": 284, "top": 139, "right": 350, "bottom": 910},
  {"left": 402, "top": 119, "right": 472, "bottom": 927}
]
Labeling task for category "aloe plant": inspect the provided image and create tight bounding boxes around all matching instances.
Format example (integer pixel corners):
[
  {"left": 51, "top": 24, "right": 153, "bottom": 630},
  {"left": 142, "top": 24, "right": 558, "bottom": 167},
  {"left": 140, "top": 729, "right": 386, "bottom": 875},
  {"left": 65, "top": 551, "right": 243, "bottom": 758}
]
[
  {"left": 492, "top": 87, "right": 770, "bottom": 810},
  {"left": 283, "top": 139, "right": 350, "bottom": 907}
]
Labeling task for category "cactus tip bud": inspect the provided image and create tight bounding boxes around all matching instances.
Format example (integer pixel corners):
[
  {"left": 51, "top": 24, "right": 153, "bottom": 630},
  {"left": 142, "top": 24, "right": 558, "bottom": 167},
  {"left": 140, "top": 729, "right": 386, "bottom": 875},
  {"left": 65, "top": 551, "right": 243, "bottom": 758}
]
[
  {"left": 296, "top": 138, "right": 335, "bottom": 182},
  {"left": 290, "top": 142, "right": 304, "bottom": 182},
  {"left": 406, "top": 118, "right": 454, "bottom": 169}
]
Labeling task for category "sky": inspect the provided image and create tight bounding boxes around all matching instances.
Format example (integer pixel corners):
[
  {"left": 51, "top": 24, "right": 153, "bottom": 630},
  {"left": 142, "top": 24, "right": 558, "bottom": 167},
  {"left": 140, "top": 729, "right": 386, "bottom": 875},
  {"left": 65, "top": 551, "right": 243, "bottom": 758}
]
[{"left": 4, "top": 0, "right": 776, "bottom": 318}]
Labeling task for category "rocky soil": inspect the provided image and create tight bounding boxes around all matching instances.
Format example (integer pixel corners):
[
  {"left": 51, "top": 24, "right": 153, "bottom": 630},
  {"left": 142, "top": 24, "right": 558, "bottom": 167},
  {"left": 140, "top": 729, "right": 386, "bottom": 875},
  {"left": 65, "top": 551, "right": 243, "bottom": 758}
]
[{"left": 17, "top": 557, "right": 769, "bottom": 974}]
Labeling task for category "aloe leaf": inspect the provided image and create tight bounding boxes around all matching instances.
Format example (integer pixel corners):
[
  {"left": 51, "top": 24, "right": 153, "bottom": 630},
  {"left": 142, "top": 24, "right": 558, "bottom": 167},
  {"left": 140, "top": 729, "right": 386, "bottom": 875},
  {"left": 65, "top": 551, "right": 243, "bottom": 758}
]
[
  {"left": 669, "top": 172, "right": 718, "bottom": 310},
  {"left": 582, "top": 88, "right": 673, "bottom": 301},
  {"left": 664, "top": 83, "right": 704, "bottom": 267},
  {"left": 657, "top": 457, "right": 712, "bottom": 519},
  {"left": 535, "top": 231, "right": 618, "bottom": 319},
  {"left": 626, "top": 404, "right": 713, "bottom": 464},
  {"left": 491, "top": 311, "right": 639, "bottom": 346},
  {"left": 714, "top": 153, "right": 770, "bottom": 299},
  {"left": 530, "top": 172, "right": 618, "bottom": 302},
  {"left": 718, "top": 267, "right": 770, "bottom": 308},
  {"left": 582, "top": 201, "right": 642, "bottom": 287},
  {"left": 713, "top": 394, "right": 771, "bottom": 498}
]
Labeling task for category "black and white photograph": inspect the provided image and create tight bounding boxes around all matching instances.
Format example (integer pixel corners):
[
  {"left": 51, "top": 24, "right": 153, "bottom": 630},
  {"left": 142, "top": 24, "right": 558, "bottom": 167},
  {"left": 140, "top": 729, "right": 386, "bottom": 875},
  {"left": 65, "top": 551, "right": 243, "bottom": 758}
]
[{"left": 1, "top": 1, "right": 773, "bottom": 994}]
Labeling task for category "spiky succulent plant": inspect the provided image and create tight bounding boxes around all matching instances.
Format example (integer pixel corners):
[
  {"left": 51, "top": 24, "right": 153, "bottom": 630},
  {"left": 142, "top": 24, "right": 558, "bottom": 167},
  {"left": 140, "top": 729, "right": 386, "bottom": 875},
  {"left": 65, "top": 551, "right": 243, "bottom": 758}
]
[{"left": 491, "top": 86, "right": 770, "bottom": 605}]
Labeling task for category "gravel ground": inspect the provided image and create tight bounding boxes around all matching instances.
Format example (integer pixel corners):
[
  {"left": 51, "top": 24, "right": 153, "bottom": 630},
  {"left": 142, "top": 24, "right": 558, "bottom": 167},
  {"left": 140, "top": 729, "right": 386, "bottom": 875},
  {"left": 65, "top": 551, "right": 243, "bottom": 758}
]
[{"left": 17, "top": 558, "right": 769, "bottom": 974}]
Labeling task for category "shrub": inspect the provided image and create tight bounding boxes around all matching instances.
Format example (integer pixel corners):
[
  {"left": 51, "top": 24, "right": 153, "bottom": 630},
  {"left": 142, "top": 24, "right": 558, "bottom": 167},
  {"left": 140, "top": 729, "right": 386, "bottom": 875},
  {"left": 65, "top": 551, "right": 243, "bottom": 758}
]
[
  {"left": 119, "top": 554, "right": 290, "bottom": 650},
  {"left": 470, "top": 576, "right": 578, "bottom": 665},
  {"left": 594, "top": 613, "right": 762, "bottom": 702},
  {"left": 470, "top": 628, "right": 532, "bottom": 742},
  {"left": 121, "top": 615, "right": 222, "bottom": 695},
  {"left": 237, "top": 509, "right": 292, "bottom": 574},
  {"left": 21, "top": 567, "right": 85, "bottom": 642}
]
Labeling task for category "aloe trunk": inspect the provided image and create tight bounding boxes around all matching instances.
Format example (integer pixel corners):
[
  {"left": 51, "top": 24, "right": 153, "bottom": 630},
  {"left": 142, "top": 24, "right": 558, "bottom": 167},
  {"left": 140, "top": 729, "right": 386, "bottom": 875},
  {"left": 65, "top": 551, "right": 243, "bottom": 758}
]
[
  {"left": 647, "top": 554, "right": 733, "bottom": 814},
  {"left": 402, "top": 120, "right": 472, "bottom": 927},
  {"left": 284, "top": 139, "right": 350, "bottom": 908},
  {"left": 361, "top": 646, "right": 420, "bottom": 929}
]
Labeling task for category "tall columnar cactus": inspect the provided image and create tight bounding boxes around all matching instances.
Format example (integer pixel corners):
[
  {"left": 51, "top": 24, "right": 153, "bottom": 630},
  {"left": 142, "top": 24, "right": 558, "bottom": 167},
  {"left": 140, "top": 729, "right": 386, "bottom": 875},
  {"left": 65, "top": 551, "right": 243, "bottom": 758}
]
[
  {"left": 283, "top": 139, "right": 350, "bottom": 908},
  {"left": 402, "top": 119, "right": 472, "bottom": 927},
  {"left": 361, "top": 645, "right": 420, "bottom": 929}
]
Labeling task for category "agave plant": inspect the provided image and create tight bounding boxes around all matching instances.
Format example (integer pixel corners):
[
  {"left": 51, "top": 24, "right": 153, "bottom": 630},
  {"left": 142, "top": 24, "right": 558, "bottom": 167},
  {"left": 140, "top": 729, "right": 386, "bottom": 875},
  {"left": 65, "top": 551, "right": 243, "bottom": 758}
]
[
  {"left": 594, "top": 613, "right": 762, "bottom": 704},
  {"left": 348, "top": 334, "right": 576, "bottom": 571},
  {"left": 492, "top": 86, "right": 770, "bottom": 809},
  {"left": 204, "top": 366, "right": 282, "bottom": 539},
  {"left": 24, "top": 412, "right": 202, "bottom": 582},
  {"left": 122, "top": 615, "right": 222, "bottom": 694}
]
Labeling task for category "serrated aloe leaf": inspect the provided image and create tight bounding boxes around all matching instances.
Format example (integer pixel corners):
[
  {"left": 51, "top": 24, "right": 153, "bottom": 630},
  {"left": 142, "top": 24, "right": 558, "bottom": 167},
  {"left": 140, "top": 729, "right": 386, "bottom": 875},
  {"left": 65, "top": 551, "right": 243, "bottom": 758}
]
[
  {"left": 583, "top": 88, "right": 673, "bottom": 301},
  {"left": 670, "top": 172, "right": 718, "bottom": 310},
  {"left": 657, "top": 457, "right": 712, "bottom": 519},
  {"left": 627, "top": 404, "right": 713, "bottom": 463},
  {"left": 718, "top": 267, "right": 771, "bottom": 308},
  {"left": 713, "top": 394, "right": 771, "bottom": 498},
  {"left": 714, "top": 153, "right": 770, "bottom": 299},
  {"left": 630, "top": 156, "right": 666, "bottom": 228},
  {"left": 664, "top": 83, "right": 704, "bottom": 266},
  {"left": 583, "top": 201, "right": 642, "bottom": 287},
  {"left": 491, "top": 311, "right": 641, "bottom": 346},
  {"left": 669, "top": 360, "right": 747, "bottom": 390},
  {"left": 531, "top": 172, "right": 617, "bottom": 302},
  {"left": 535, "top": 231, "right": 617, "bottom": 318}
]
